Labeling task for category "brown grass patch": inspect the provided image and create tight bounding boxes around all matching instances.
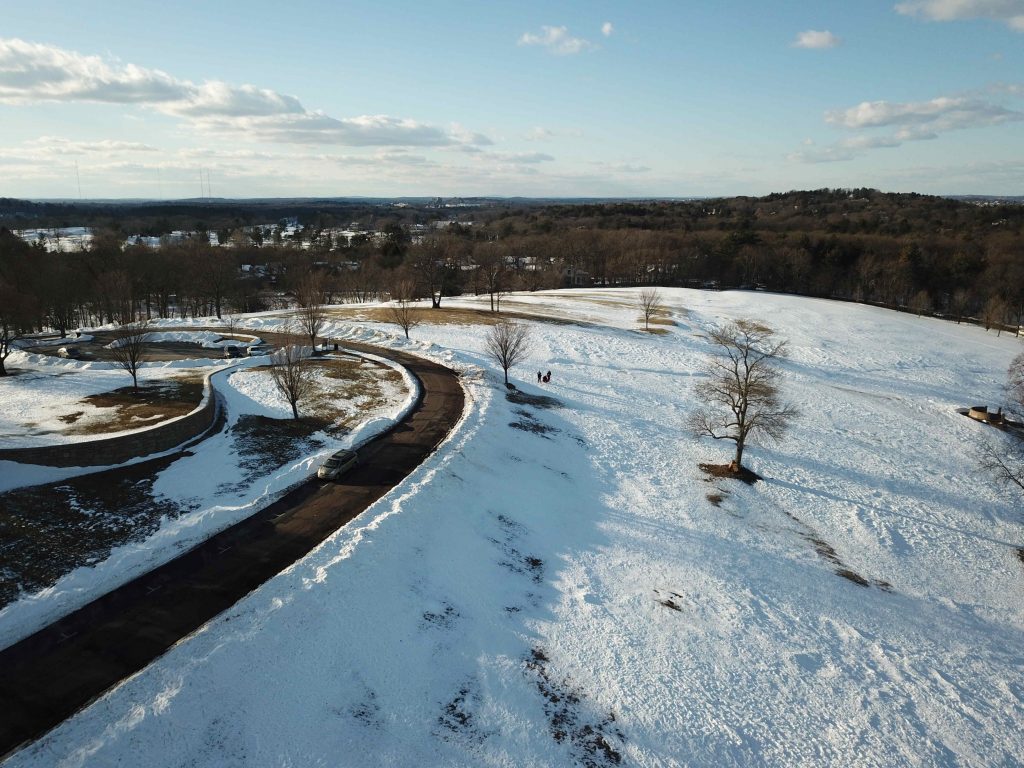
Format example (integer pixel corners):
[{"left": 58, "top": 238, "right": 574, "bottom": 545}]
[
  {"left": 706, "top": 492, "right": 726, "bottom": 507},
  {"left": 325, "top": 305, "right": 586, "bottom": 328},
  {"left": 66, "top": 376, "right": 205, "bottom": 435},
  {"left": 248, "top": 357, "right": 408, "bottom": 434},
  {"left": 698, "top": 462, "right": 761, "bottom": 485}
]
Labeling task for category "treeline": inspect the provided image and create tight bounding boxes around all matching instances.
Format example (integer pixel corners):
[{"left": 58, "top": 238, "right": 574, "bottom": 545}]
[{"left": 1, "top": 189, "right": 1023, "bottom": 346}]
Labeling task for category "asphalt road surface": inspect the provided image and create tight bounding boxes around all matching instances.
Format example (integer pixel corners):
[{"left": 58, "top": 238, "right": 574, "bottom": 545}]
[{"left": 0, "top": 340, "right": 465, "bottom": 758}]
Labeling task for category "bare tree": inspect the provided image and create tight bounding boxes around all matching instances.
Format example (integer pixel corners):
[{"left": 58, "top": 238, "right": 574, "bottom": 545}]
[
  {"left": 688, "top": 320, "right": 798, "bottom": 472},
  {"left": 1009, "top": 353, "right": 1024, "bottom": 413},
  {"left": 910, "top": 289, "right": 932, "bottom": 317},
  {"left": 950, "top": 288, "right": 970, "bottom": 324},
  {"left": 477, "top": 243, "right": 508, "bottom": 312},
  {"left": 485, "top": 320, "right": 531, "bottom": 386},
  {"left": 982, "top": 295, "right": 1008, "bottom": 335},
  {"left": 388, "top": 280, "right": 420, "bottom": 340},
  {"left": 0, "top": 279, "right": 33, "bottom": 377},
  {"left": 980, "top": 441, "right": 1024, "bottom": 494},
  {"left": 294, "top": 272, "right": 328, "bottom": 352},
  {"left": 638, "top": 288, "right": 664, "bottom": 331},
  {"left": 109, "top": 320, "right": 150, "bottom": 391},
  {"left": 269, "top": 336, "right": 314, "bottom": 419},
  {"left": 978, "top": 354, "right": 1024, "bottom": 496}
]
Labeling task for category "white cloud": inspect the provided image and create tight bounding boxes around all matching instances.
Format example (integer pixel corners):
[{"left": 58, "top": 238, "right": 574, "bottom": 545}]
[
  {"left": 792, "top": 30, "right": 842, "bottom": 49},
  {"left": 825, "top": 95, "right": 1021, "bottom": 131},
  {"left": 26, "top": 137, "right": 159, "bottom": 154},
  {"left": 791, "top": 89, "right": 1022, "bottom": 162},
  {"left": 895, "top": 0, "right": 1024, "bottom": 31},
  {"left": 487, "top": 151, "right": 555, "bottom": 164},
  {"left": 0, "top": 38, "right": 491, "bottom": 148},
  {"left": 525, "top": 127, "right": 555, "bottom": 141},
  {"left": 602, "top": 22, "right": 614, "bottom": 37},
  {"left": 518, "top": 26, "right": 595, "bottom": 55}
]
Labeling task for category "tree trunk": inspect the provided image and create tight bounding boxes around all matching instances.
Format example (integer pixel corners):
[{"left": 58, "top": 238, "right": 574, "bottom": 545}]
[
  {"left": 290, "top": 400, "right": 299, "bottom": 419},
  {"left": 131, "top": 371, "right": 138, "bottom": 391},
  {"left": 504, "top": 368, "right": 509, "bottom": 385},
  {"left": 733, "top": 440, "right": 745, "bottom": 471},
  {"left": 0, "top": 358, "right": 7, "bottom": 376}
]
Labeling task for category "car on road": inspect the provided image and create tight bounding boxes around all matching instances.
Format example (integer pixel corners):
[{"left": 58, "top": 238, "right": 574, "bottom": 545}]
[
  {"left": 223, "top": 345, "right": 243, "bottom": 358},
  {"left": 317, "top": 449, "right": 359, "bottom": 480}
]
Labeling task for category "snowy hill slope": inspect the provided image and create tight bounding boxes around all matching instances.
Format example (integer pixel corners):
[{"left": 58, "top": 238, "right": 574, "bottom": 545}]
[{"left": 6, "top": 289, "right": 1023, "bottom": 767}]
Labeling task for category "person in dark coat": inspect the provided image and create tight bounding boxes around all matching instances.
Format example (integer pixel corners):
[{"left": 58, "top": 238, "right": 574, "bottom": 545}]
[{"left": 537, "top": 371, "right": 543, "bottom": 383}]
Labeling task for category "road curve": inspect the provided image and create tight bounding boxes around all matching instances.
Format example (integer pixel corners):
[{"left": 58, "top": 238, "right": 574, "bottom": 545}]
[{"left": 0, "top": 340, "right": 465, "bottom": 758}]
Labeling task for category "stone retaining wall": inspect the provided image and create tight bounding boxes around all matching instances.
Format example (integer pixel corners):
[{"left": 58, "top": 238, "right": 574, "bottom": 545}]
[{"left": 0, "top": 374, "right": 222, "bottom": 468}]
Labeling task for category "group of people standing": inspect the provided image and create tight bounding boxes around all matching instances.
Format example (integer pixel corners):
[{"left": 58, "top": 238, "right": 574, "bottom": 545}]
[{"left": 537, "top": 370, "right": 552, "bottom": 384}]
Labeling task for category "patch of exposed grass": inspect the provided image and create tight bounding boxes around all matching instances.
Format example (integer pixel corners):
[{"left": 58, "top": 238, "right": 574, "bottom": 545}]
[
  {"left": 307, "top": 358, "right": 405, "bottom": 434},
  {"left": 506, "top": 388, "right": 562, "bottom": 409},
  {"left": 836, "top": 569, "right": 871, "bottom": 587},
  {"left": 0, "top": 454, "right": 183, "bottom": 608},
  {"left": 229, "top": 415, "right": 326, "bottom": 482},
  {"left": 706, "top": 492, "right": 726, "bottom": 507},
  {"left": 66, "top": 376, "right": 204, "bottom": 435},
  {"left": 525, "top": 646, "right": 625, "bottom": 766},
  {"left": 325, "top": 304, "right": 586, "bottom": 328}
]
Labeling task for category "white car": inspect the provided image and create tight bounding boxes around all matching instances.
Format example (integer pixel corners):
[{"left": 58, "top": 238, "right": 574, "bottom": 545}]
[{"left": 317, "top": 449, "right": 359, "bottom": 480}]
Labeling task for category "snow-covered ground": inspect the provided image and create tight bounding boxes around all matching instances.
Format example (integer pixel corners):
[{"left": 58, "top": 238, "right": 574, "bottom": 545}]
[
  {"left": 5, "top": 289, "right": 1024, "bottom": 767},
  {"left": 0, "top": 352, "right": 416, "bottom": 649}
]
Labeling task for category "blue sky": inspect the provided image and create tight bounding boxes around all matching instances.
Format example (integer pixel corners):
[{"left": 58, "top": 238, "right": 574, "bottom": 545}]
[{"left": 1, "top": 0, "right": 1022, "bottom": 198}]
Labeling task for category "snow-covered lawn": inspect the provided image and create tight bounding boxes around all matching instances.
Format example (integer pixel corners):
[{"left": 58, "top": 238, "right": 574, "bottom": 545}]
[{"left": 5, "top": 289, "right": 1024, "bottom": 767}]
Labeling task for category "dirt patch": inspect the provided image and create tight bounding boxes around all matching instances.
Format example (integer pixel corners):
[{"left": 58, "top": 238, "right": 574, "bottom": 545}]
[
  {"left": 1017, "top": 547, "right": 1024, "bottom": 566},
  {"left": 639, "top": 327, "right": 670, "bottom": 335},
  {"left": 66, "top": 377, "right": 204, "bottom": 435},
  {"left": 699, "top": 462, "right": 761, "bottom": 485},
  {"left": 706, "top": 492, "right": 726, "bottom": 507}
]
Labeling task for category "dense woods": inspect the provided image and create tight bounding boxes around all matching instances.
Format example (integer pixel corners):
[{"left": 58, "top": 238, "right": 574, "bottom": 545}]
[{"left": 1, "top": 189, "right": 1022, "bottom": 345}]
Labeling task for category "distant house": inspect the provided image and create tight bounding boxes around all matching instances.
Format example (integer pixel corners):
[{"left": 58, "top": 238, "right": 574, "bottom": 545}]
[{"left": 563, "top": 265, "right": 591, "bottom": 287}]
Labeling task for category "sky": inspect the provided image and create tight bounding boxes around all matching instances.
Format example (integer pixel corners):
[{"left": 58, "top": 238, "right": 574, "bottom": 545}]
[{"left": 0, "top": 0, "right": 1022, "bottom": 199}]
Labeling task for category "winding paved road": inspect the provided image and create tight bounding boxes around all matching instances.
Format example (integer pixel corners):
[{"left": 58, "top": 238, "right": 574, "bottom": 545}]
[{"left": 0, "top": 340, "right": 465, "bottom": 758}]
